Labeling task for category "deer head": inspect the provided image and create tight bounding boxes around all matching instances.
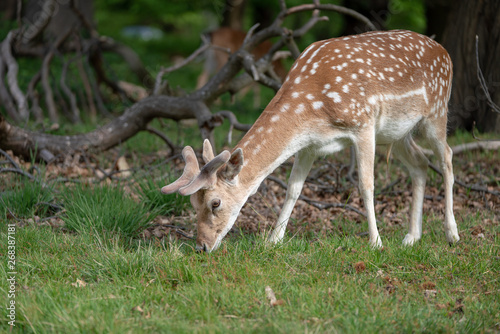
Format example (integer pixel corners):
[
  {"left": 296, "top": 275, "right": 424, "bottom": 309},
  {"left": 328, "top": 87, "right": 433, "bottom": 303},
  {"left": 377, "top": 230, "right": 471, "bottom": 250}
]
[{"left": 161, "top": 139, "right": 244, "bottom": 252}]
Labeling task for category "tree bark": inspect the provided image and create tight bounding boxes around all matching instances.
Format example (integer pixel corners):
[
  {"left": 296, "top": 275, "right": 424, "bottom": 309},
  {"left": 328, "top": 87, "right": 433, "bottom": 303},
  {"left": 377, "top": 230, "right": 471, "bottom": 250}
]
[
  {"left": 440, "top": 0, "right": 500, "bottom": 132},
  {"left": 0, "top": 96, "right": 208, "bottom": 161}
]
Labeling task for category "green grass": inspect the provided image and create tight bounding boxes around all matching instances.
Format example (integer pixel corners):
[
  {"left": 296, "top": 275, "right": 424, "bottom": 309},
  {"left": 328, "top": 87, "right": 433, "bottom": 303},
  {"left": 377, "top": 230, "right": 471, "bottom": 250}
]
[
  {"left": 0, "top": 179, "right": 53, "bottom": 220},
  {"left": 0, "top": 210, "right": 498, "bottom": 333},
  {"left": 135, "top": 174, "right": 190, "bottom": 215},
  {"left": 62, "top": 183, "right": 158, "bottom": 238}
]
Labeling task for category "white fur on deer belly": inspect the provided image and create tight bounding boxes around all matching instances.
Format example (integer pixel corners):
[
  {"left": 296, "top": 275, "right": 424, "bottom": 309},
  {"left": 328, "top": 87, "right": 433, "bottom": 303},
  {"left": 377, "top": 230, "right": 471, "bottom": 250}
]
[{"left": 375, "top": 113, "right": 423, "bottom": 144}]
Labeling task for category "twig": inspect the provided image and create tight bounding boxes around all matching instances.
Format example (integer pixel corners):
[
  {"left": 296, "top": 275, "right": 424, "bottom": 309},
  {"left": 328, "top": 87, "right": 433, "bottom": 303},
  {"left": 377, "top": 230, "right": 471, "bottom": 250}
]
[
  {"left": 471, "top": 121, "right": 500, "bottom": 142},
  {"left": 428, "top": 163, "right": 499, "bottom": 197},
  {"left": 74, "top": 35, "right": 97, "bottom": 119},
  {"left": 0, "top": 149, "right": 21, "bottom": 169},
  {"left": 59, "top": 53, "right": 81, "bottom": 123},
  {"left": 41, "top": 29, "right": 73, "bottom": 123},
  {"left": 0, "top": 167, "right": 37, "bottom": 181},
  {"left": 69, "top": 0, "right": 98, "bottom": 38},
  {"left": 285, "top": 3, "right": 376, "bottom": 31},
  {"left": 378, "top": 178, "right": 401, "bottom": 195},
  {"left": 79, "top": 45, "right": 110, "bottom": 116},
  {"left": 174, "top": 229, "right": 195, "bottom": 240},
  {"left": 146, "top": 126, "right": 176, "bottom": 153},
  {"left": 154, "top": 40, "right": 211, "bottom": 95},
  {"left": 27, "top": 71, "right": 43, "bottom": 122},
  {"left": 212, "top": 110, "right": 252, "bottom": 144},
  {"left": 266, "top": 175, "right": 367, "bottom": 217},
  {"left": 0, "top": 197, "right": 22, "bottom": 223},
  {"left": 476, "top": 35, "right": 500, "bottom": 114}
]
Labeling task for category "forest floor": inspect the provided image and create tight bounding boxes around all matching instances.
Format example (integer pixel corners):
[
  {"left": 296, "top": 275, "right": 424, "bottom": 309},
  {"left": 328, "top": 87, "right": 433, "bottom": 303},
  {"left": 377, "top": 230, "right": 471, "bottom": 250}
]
[{"left": 1, "top": 130, "right": 499, "bottom": 333}]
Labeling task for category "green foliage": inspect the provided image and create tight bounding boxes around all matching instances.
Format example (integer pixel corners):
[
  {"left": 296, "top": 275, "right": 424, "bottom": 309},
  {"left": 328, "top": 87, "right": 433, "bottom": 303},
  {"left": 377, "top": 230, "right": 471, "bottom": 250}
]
[
  {"left": 63, "top": 183, "right": 156, "bottom": 239},
  {"left": 1, "top": 211, "right": 498, "bottom": 332},
  {"left": 136, "top": 174, "right": 190, "bottom": 215},
  {"left": 0, "top": 179, "right": 53, "bottom": 219},
  {"left": 387, "top": 0, "right": 426, "bottom": 33}
]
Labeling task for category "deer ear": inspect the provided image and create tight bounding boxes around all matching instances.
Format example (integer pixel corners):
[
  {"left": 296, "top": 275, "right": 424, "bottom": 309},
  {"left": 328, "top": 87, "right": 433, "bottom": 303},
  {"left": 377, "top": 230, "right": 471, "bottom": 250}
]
[{"left": 219, "top": 148, "right": 244, "bottom": 181}]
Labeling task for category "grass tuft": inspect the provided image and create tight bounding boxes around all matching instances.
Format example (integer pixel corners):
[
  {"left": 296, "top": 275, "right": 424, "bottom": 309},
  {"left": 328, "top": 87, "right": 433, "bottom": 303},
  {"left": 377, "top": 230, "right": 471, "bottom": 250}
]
[
  {"left": 135, "top": 174, "right": 189, "bottom": 216},
  {"left": 63, "top": 183, "right": 156, "bottom": 239},
  {"left": 0, "top": 178, "right": 53, "bottom": 219}
]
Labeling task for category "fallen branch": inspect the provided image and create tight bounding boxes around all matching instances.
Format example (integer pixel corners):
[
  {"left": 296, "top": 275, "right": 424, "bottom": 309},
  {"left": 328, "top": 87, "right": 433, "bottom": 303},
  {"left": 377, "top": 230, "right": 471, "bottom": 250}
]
[
  {"left": 421, "top": 141, "right": 500, "bottom": 156},
  {"left": 428, "top": 163, "right": 499, "bottom": 197},
  {"left": 266, "top": 175, "right": 367, "bottom": 217}
]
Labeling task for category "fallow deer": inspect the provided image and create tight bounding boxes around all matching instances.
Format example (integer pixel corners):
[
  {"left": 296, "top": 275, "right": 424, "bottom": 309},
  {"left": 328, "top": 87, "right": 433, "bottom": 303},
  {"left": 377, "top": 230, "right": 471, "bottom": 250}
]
[
  {"left": 162, "top": 30, "right": 460, "bottom": 252},
  {"left": 196, "top": 27, "right": 288, "bottom": 106}
]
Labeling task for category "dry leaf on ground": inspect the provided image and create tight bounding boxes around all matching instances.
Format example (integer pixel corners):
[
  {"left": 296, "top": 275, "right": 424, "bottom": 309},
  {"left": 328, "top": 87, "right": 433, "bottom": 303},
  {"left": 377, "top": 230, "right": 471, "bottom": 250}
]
[{"left": 265, "top": 286, "right": 285, "bottom": 306}]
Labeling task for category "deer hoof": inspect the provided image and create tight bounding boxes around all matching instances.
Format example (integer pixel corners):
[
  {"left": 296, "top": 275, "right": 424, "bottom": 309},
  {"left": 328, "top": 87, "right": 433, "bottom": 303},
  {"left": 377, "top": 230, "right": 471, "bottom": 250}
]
[{"left": 402, "top": 234, "right": 419, "bottom": 246}]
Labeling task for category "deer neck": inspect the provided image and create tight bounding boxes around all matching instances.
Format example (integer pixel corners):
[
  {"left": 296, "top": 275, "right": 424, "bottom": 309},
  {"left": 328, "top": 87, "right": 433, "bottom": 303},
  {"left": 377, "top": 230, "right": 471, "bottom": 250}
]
[{"left": 233, "top": 103, "right": 308, "bottom": 194}]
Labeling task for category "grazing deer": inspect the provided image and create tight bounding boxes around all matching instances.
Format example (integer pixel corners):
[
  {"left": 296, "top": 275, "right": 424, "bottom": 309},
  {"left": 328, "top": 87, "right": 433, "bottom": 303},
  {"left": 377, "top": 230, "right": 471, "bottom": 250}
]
[
  {"left": 196, "top": 27, "right": 288, "bottom": 105},
  {"left": 163, "top": 30, "right": 460, "bottom": 252}
]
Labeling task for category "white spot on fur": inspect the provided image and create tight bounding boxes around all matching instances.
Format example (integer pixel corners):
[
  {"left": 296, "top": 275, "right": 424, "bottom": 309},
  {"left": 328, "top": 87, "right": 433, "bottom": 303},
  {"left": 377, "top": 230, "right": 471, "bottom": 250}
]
[
  {"left": 327, "top": 92, "right": 341, "bottom": 103},
  {"left": 312, "top": 101, "right": 324, "bottom": 110},
  {"left": 295, "top": 103, "right": 305, "bottom": 114}
]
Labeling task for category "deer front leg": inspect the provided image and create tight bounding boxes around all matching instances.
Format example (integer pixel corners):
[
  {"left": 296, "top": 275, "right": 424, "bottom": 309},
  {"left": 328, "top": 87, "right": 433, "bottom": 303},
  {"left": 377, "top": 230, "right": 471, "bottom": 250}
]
[
  {"left": 268, "top": 149, "right": 315, "bottom": 244},
  {"left": 355, "top": 132, "right": 382, "bottom": 248}
]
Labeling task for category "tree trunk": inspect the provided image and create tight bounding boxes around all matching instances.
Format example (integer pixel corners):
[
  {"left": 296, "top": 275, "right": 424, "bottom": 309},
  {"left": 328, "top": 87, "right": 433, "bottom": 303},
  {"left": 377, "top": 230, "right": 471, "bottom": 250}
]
[{"left": 440, "top": 0, "right": 500, "bottom": 132}]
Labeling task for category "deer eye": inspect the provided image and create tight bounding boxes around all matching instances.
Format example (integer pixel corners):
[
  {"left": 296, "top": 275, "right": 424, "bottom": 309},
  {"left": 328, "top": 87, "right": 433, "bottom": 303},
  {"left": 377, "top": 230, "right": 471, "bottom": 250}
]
[{"left": 211, "top": 199, "right": 221, "bottom": 210}]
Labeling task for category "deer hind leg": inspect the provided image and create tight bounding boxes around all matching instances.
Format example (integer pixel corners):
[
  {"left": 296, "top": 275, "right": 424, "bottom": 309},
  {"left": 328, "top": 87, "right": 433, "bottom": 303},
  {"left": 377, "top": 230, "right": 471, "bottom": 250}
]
[
  {"left": 392, "top": 136, "right": 429, "bottom": 246},
  {"left": 268, "top": 149, "right": 315, "bottom": 244},
  {"left": 354, "top": 130, "right": 382, "bottom": 248},
  {"left": 422, "top": 118, "right": 460, "bottom": 244}
]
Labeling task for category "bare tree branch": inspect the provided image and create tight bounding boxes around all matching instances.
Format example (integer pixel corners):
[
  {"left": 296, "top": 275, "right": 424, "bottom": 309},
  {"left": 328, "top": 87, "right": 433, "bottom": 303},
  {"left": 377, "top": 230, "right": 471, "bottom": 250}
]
[
  {"left": 284, "top": 3, "right": 376, "bottom": 31},
  {"left": 59, "top": 54, "right": 81, "bottom": 123},
  {"left": 476, "top": 35, "right": 500, "bottom": 114},
  {"left": 154, "top": 39, "right": 211, "bottom": 95},
  {"left": 146, "top": 125, "right": 176, "bottom": 153},
  {"left": 0, "top": 55, "right": 20, "bottom": 122},
  {"left": 1, "top": 32, "right": 28, "bottom": 119}
]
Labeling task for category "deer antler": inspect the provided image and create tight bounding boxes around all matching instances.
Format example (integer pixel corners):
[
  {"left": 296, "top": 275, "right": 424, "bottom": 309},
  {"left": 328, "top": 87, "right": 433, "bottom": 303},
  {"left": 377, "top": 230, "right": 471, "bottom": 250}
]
[
  {"left": 178, "top": 150, "right": 231, "bottom": 196},
  {"left": 161, "top": 146, "right": 200, "bottom": 194},
  {"left": 161, "top": 140, "right": 232, "bottom": 196}
]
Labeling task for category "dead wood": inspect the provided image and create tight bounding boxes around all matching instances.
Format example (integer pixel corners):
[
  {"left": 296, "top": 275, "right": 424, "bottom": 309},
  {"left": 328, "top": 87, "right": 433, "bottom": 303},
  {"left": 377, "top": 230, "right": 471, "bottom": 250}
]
[
  {"left": 0, "top": 1, "right": 375, "bottom": 161},
  {"left": 266, "top": 175, "right": 367, "bottom": 217},
  {"left": 1, "top": 32, "right": 28, "bottom": 120}
]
